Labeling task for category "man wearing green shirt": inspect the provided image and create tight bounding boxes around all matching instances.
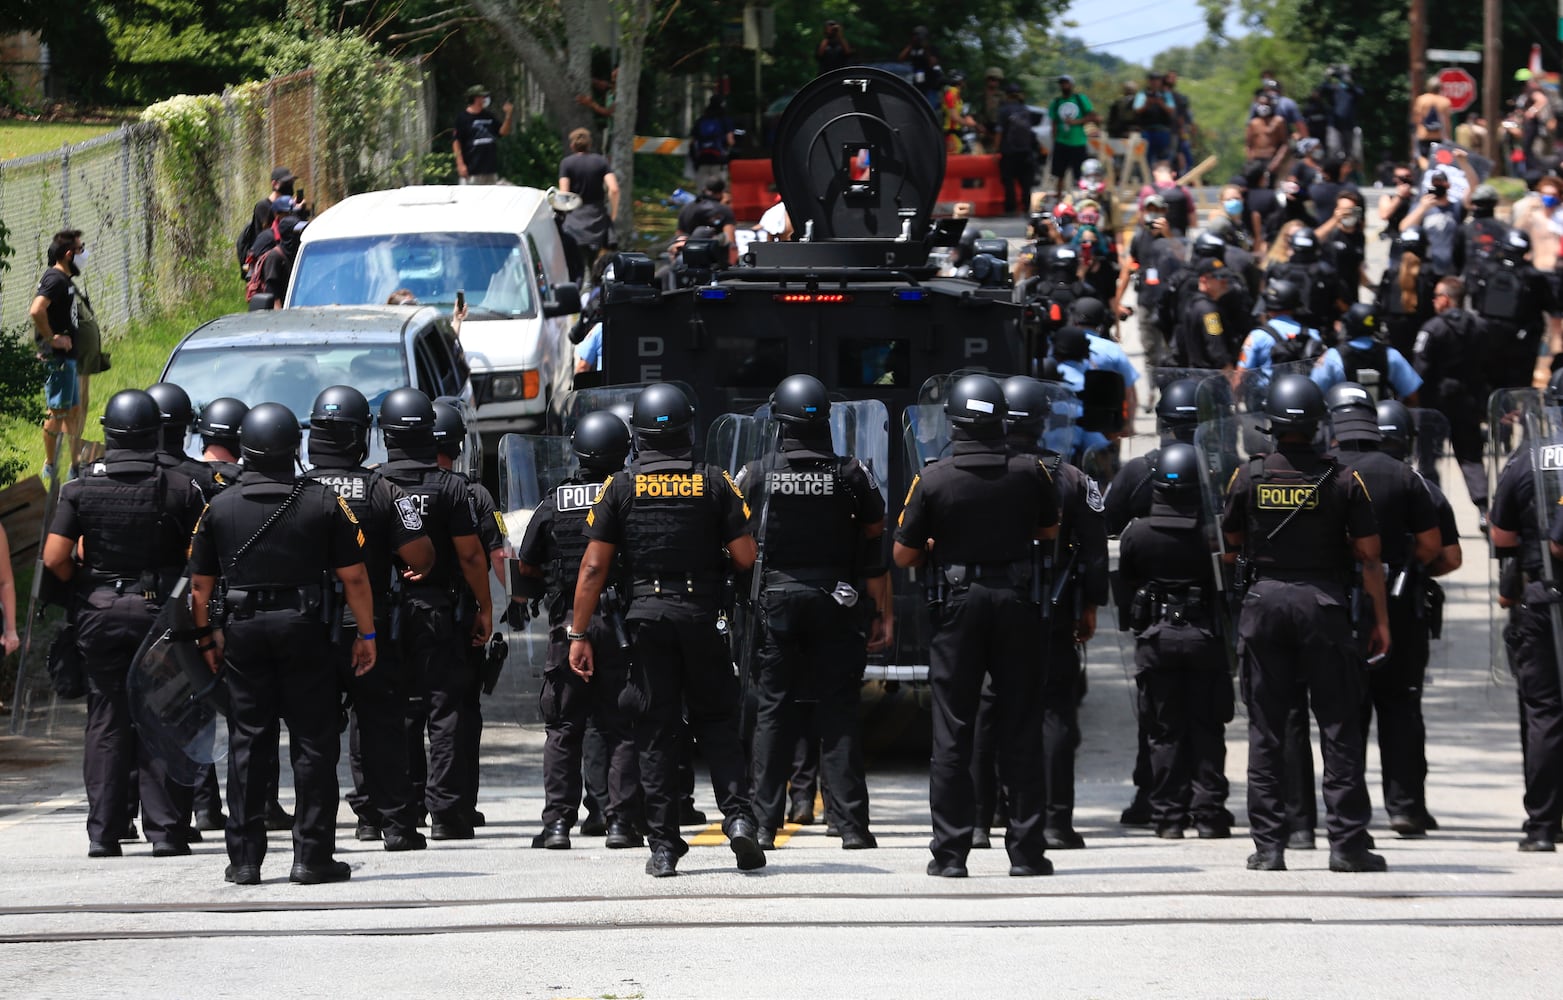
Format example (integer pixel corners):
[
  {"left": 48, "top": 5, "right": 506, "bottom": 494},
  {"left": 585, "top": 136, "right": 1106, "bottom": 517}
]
[{"left": 1048, "top": 75, "right": 1098, "bottom": 198}]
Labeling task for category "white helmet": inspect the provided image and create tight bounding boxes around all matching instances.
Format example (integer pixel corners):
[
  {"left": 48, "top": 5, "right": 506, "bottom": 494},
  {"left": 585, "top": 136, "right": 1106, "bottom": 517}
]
[{"left": 1081, "top": 158, "right": 1104, "bottom": 178}]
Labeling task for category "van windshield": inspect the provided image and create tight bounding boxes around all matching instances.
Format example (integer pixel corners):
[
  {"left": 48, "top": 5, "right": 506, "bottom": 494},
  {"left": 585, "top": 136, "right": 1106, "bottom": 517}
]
[
  {"left": 290, "top": 232, "right": 536, "bottom": 317},
  {"left": 163, "top": 343, "right": 409, "bottom": 422}
]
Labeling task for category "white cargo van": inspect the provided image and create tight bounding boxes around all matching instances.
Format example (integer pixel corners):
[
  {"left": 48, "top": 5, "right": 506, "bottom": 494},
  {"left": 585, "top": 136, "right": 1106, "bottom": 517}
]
[{"left": 285, "top": 185, "right": 580, "bottom": 436}]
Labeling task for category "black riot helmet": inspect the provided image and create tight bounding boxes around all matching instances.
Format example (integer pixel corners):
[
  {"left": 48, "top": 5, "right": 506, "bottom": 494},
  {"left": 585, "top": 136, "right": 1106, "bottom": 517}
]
[
  {"left": 945, "top": 373, "right": 1007, "bottom": 428},
  {"left": 309, "top": 385, "right": 372, "bottom": 428},
  {"left": 770, "top": 374, "right": 831, "bottom": 425},
  {"left": 1001, "top": 375, "right": 1052, "bottom": 434},
  {"left": 1393, "top": 227, "right": 1426, "bottom": 259},
  {"left": 239, "top": 402, "right": 301, "bottom": 464},
  {"left": 631, "top": 382, "right": 695, "bottom": 439},
  {"left": 1376, "top": 399, "right": 1415, "bottom": 459},
  {"left": 1153, "top": 441, "right": 1202, "bottom": 491},
  {"left": 1068, "top": 296, "right": 1108, "bottom": 330},
  {"left": 1502, "top": 227, "right": 1531, "bottom": 264},
  {"left": 1340, "top": 302, "right": 1380, "bottom": 344},
  {"left": 1192, "top": 231, "right": 1226, "bottom": 260},
  {"left": 431, "top": 399, "right": 466, "bottom": 459},
  {"left": 1265, "top": 373, "right": 1325, "bottom": 435},
  {"left": 100, "top": 389, "right": 163, "bottom": 449},
  {"left": 574, "top": 410, "right": 633, "bottom": 472},
  {"left": 1155, "top": 378, "right": 1201, "bottom": 440},
  {"left": 146, "top": 382, "right": 194, "bottom": 452},
  {"left": 1288, "top": 226, "right": 1319, "bottom": 263},
  {"left": 1263, "top": 277, "right": 1302, "bottom": 313},
  {"left": 377, "top": 387, "right": 437, "bottom": 443},
  {"left": 1548, "top": 368, "right": 1563, "bottom": 407},
  {"left": 196, "top": 396, "right": 249, "bottom": 450}
]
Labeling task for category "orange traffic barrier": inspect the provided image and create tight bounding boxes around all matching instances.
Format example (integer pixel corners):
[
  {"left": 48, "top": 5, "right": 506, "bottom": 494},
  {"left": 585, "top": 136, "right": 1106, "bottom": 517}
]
[
  {"left": 936, "top": 154, "right": 1005, "bottom": 217},
  {"left": 729, "top": 159, "right": 777, "bottom": 223}
]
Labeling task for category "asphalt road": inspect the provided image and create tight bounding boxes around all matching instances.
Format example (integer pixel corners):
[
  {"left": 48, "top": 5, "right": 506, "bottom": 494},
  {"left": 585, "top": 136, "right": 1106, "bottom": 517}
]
[{"left": 3, "top": 200, "right": 1562, "bottom": 998}]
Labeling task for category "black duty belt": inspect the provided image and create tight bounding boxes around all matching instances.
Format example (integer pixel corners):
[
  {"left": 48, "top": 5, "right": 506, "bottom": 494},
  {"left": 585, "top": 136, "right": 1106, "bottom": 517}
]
[
  {"left": 226, "top": 584, "right": 325, "bottom": 617},
  {"left": 763, "top": 567, "right": 846, "bottom": 588},
  {"left": 630, "top": 574, "right": 721, "bottom": 599},
  {"left": 1252, "top": 568, "right": 1344, "bottom": 585},
  {"left": 1148, "top": 585, "right": 1211, "bottom": 625},
  {"left": 942, "top": 561, "right": 1030, "bottom": 589},
  {"left": 86, "top": 569, "right": 175, "bottom": 600}
]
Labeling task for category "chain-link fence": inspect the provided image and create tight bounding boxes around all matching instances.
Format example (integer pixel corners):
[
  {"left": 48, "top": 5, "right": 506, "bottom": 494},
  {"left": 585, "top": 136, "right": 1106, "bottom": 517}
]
[
  {"left": 0, "top": 62, "right": 431, "bottom": 343},
  {"left": 3, "top": 63, "right": 431, "bottom": 736}
]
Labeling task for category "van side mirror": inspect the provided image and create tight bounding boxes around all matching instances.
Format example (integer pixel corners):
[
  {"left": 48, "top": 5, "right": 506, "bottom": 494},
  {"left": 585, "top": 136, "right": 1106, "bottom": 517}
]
[
  {"left": 543, "top": 283, "right": 582, "bottom": 318},
  {"left": 248, "top": 292, "right": 276, "bottom": 312},
  {"left": 1078, "top": 369, "right": 1126, "bottom": 434}
]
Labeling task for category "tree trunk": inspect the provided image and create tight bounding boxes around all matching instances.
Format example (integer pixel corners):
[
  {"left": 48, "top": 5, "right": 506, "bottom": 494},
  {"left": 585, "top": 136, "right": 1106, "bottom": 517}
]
[
  {"left": 608, "top": 0, "right": 654, "bottom": 242},
  {"left": 466, "top": 0, "right": 592, "bottom": 136}
]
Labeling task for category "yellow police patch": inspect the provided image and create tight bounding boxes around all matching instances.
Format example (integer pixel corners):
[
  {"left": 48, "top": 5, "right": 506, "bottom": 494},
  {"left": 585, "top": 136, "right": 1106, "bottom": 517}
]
[
  {"left": 355, "top": 529, "right": 365, "bottom": 548},
  {"left": 493, "top": 511, "right": 508, "bottom": 537},
  {"left": 635, "top": 473, "right": 705, "bottom": 498},
  {"left": 898, "top": 474, "right": 921, "bottom": 527},
  {"left": 1203, "top": 311, "right": 1223, "bottom": 336},
  {"left": 337, "top": 495, "right": 359, "bottom": 524},
  {"left": 722, "top": 470, "right": 751, "bottom": 520},
  {"left": 1352, "top": 470, "right": 1372, "bottom": 503},
  {"left": 1257, "top": 484, "right": 1320, "bottom": 510}
]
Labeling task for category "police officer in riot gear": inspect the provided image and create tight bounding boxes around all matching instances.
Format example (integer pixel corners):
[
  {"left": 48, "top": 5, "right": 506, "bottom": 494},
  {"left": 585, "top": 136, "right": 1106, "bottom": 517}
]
[
  {"left": 305, "top": 386, "right": 435, "bottom": 851},
  {"left": 1266, "top": 227, "right": 1340, "bottom": 331},
  {"left": 894, "top": 374, "right": 1061, "bottom": 877},
  {"left": 197, "top": 396, "right": 248, "bottom": 491},
  {"left": 1471, "top": 229, "right": 1553, "bottom": 392},
  {"left": 147, "top": 382, "right": 218, "bottom": 498},
  {"left": 1159, "top": 231, "right": 1226, "bottom": 363},
  {"left": 375, "top": 388, "right": 494, "bottom": 841},
  {"left": 1324, "top": 383, "right": 1442, "bottom": 837},
  {"left": 42, "top": 390, "right": 206, "bottom": 857},
  {"left": 517, "top": 410, "right": 643, "bottom": 851},
  {"left": 1462, "top": 183, "right": 1509, "bottom": 279},
  {"left": 1177, "top": 258, "right": 1239, "bottom": 371},
  {"left": 737, "top": 374, "right": 892, "bottom": 851},
  {"left": 189, "top": 402, "right": 378, "bottom": 885},
  {"left": 1413, "top": 276, "right": 1489, "bottom": 525},
  {"left": 1235, "top": 279, "right": 1326, "bottom": 389},
  {"left": 1222, "top": 373, "right": 1390, "bottom": 872},
  {"left": 1311, "top": 304, "right": 1423, "bottom": 403},
  {"left": 570, "top": 382, "right": 766, "bottom": 877},
  {"left": 1118, "top": 442, "right": 1232, "bottom": 838},
  {"left": 432, "top": 398, "right": 506, "bottom": 830},
  {"left": 1489, "top": 370, "right": 1563, "bottom": 851}
]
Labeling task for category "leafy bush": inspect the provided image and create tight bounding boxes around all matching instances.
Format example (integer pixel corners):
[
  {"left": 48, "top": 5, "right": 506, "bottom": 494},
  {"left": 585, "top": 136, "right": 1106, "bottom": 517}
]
[{"left": 500, "top": 115, "right": 565, "bottom": 189}]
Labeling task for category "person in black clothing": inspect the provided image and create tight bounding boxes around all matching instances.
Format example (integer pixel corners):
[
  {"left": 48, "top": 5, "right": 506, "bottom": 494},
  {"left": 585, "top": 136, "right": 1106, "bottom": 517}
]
[
  {"left": 995, "top": 83, "right": 1037, "bottom": 216},
  {"left": 453, "top": 84, "right": 514, "bottom": 184},
  {"left": 675, "top": 181, "right": 739, "bottom": 265},
  {"left": 1222, "top": 374, "right": 1390, "bottom": 873},
  {"left": 1267, "top": 226, "right": 1340, "bottom": 332},
  {"left": 29, "top": 229, "right": 83, "bottom": 480},
  {"left": 898, "top": 25, "right": 942, "bottom": 107},
  {"left": 236, "top": 167, "right": 307, "bottom": 280},
  {"left": 1115, "top": 198, "right": 1178, "bottom": 370},
  {"left": 145, "top": 383, "right": 215, "bottom": 498},
  {"left": 1316, "top": 190, "right": 1367, "bottom": 307},
  {"left": 738, "top": 375, "right": 892, "bottom": 851},
  {"left": 1489, "top": 371, "right": 1563, "bottom": 852},
  {"left": 1376, "top": 227, "right": 1438, "bottom": 359},
  {"left": 1118, "top": 442, "right": 1232, "bottom": 839},
  {"left": 559, "top": 128, "right": 620, "bottom": 279},
  {"left": 1177, "top": 258, "right": 1240, "bottom": 371},
  {"left": 1321, "top": 384, "right": 1443, "bottom": 837},
  {"left": 189, "top": 402, "right": 378, "bottom": 886},
  {"left": 42, "top": 390, "right": 206, "bottom": 858},
  {"left": 245, "top": 196, "right": 304, "bottom": 309},
  {"left": 570, "top": 383, "right": 765, "bottom": 877},
  {"left": 1413, "top": 276, "right": 1489, "bottom": 523},
  {"left": 894, "top": 375, "right": 1061, "bottom": 878},
  {"left": 375, "top": 388, "right": 494, "bottom": 841},
  {"left": 432, "top": 399, "right": 506, "bottom": 831},
  {"left": 305, "top": 386, "right": 435, "bottom": 852},
  {"left": 1462, "top": 184, "right": 1510, "bottom": 282},
  {"left": 816, "top": 20, "right": 854, "bottom": 73},
  {"left": 1472, "top": 228, "right": 1554, "bottom": 392},
  {"left": 517, "top": 411, "right": 642, "bottom": 851}
]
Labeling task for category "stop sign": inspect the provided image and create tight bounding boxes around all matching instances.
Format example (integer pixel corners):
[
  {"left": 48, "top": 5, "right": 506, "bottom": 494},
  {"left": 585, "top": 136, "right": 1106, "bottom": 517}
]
[{"left": 1438, "top": 67, "right": 1477, "bottom": 113}]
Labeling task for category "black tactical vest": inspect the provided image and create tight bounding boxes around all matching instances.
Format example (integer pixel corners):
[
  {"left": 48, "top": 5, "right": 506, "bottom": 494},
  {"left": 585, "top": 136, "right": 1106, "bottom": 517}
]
[
  {"left": 1336, "top": 448, "right": 1412, "bottom": 565},
  {"left": 1342, "top": 340, "right": 1393, "bottom": 401},
  {"left": 206, "top": 460, "right": 243, "bottom": 495},
  {"left": 308, "top": 465, "right": 395, "bottom": 597},
  {"left": 547, "top": 473, "right": 610, "bottom": 608},
  {"left": 1244, "top": 452, "right": 1348, "bottom": 578},
  {"left": 77, "top": 457, "right": 181, "bottom": 577},
  {"left": 757, "top": 450, "right": 858, "bottom": 574},
  {"left": 375, "top": 459, "right": 461, "bottom": 591},
  {"left": 621, "top": 456, "right": 727, "bottom": 580},
  {"left": 215, "top": 478, "right": 341, "bottom": 589}
]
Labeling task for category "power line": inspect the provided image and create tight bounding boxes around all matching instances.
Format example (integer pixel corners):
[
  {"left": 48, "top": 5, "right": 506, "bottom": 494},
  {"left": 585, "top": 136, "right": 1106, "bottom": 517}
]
[
  {"left": 1083, "top": 18, "right": 1208, "bottom": 52},
  {"left": 1071, "top": 1, "right": 1168, "bottom": 30}
]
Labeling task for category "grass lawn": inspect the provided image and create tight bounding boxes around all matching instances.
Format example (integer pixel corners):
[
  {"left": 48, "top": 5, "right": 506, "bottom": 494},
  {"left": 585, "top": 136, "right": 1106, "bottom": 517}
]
[
  {"left": 0, "top": 281, "right": 246, "bottom": 487},
  {"left": 0, "top": 121, "right": 121, "bottom": 161}
]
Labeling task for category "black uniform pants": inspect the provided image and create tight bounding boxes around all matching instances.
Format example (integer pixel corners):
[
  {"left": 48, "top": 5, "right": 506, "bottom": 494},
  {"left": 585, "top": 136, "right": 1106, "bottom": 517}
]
[
  {"left": 403, "top": 598, "right": 478, "bottom": 821},
  {"left": 928, "top": 583, "right": 1048, "bottom": 868},
  {"left": 1504, "top": 600, "right": 1563, "bottom": 838},
  {"left": 999, "top": 152, "right": 1034, "bottom": 215},
  {"left": 1361, "top": 593, "right": 1432, "bottom": 818},
  {"left": 626, "top": 606, "right": 752, "bottom": 856},
  {"left": 790, "top": 708, "right": 823, "bottom": 818},
  {"left": 581, "top": 721, "right": 611, "bottom": 821},
  {"left": 1040, "top": 627, "right": 1085, "bottom": 831},
  {"left": 541, "top": 617, "right": 638, "bottom": 826},
  {"left": 749, "top": 585, "right": 870, "bottom": 835},
  {"left": 223, "top": 611, "right": 339, "bottom": 867},
  {"left": 78, "top": 594, "right": 192, "bottom": 846},
  {"left": 342, "top": 624, "right": 417, "bottom": 835},
  {"left": 1134, "top": 624, "right": 1232, "bottom": 826},
  {"left": 1430, "top": 392, "right": 1488, "bottom": 512},
  {"left": 1238, "top": 580, "right": 1372, "bottom": 853}
]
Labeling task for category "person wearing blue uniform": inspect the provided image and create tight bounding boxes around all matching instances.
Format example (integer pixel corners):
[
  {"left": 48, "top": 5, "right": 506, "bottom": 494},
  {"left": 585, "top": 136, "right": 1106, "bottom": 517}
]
[
  {"left": 1044, "top": 327, "right": 1115, "bottom": 460},
  {"left": 1234, "top": 278, "right": 1325, "bottom": 399},
  {"left": 1311, "top": 303, "right": 1422, "bottom": 402},
  {"left": 1068, "top": 297, "right": 1141, "bottom": 416}
]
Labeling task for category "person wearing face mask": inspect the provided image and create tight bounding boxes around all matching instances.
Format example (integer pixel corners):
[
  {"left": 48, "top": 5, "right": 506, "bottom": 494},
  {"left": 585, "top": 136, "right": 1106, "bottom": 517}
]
[
  {"left": 1316, "top": 191, "right": 1369, "bottom": 300},
  {"left": 1400, "top": 169, "right": 1466, "bottom": 279},
  {"left": 453, "top": 84, "right": 515, "bottom": 185},
  {"left": 29, "top": 229, "right": 85, "bottom": 482},
  {"left": 1245, "top": 94, "right": 1290, "bottom": 179}
]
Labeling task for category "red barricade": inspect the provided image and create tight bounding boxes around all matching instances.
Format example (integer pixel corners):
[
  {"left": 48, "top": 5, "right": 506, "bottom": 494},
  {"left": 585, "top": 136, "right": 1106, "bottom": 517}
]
[{"left": 726, "top": 153, "right": 1006, "bottom": 222}]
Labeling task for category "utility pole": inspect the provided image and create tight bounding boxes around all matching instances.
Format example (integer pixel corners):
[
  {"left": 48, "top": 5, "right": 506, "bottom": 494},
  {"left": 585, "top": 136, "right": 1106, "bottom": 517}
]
[
  {"left": 1485, "top": 0, "right": 1503, "bottom": 168},
  {"left": 1410, "top": 0, "right": 1426, "bottom": 162}
]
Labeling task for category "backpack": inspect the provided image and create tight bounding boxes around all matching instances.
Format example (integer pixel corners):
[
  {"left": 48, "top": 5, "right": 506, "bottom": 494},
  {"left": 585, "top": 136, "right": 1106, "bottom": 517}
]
[
  {"left": 245, "top": 242, "right": 284, "bottom": 302},
  {"left": 1001, "top": 107, "right": 1036, "bottom": 155},
  {"left": 1477, "top": 266, "right": 1524, "bottom": 322},
  {"left": 1342, "top": 339, "right": 1393, "bottom": 401},
  {"left": 1262, "top": 321, "right": 1326, "bottom": 365},
  {"left": 692, "top": 116, "right": 727, "bottom": 164}
]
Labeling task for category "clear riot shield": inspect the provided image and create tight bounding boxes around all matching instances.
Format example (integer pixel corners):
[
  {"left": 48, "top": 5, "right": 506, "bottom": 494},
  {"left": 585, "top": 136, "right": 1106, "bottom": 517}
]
[
  {"left": 903, "top": 403, "right": 952, "bottom": 472},
  {"left": 1120, "top": 366, "right": 1226, "bottom": 467},
  {"left": 830, "top": 399, "right": 892, "bottom": 494},
  {"left": 496, "top": 432, "right": 577, "bottom": 729},
  {"left": 126, "top": 578, "right": 229, "bottom": 786},
  {"left": 558, "top": 381, "right": 699, "bottom": 441},
  {"left": 1226, "top": 359, "right": 1317, "bottom": 457},
  {"left": 1190, "top": 379, "right": 1243, "bottom": 672},
  {"left": 1487, "top": 388, "right": 1563, "bottom": 688}
]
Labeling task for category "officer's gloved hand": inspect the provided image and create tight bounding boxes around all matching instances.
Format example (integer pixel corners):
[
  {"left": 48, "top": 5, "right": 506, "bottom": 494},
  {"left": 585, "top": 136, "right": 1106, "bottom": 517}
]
[{"left": 505, "top": 599, "right": 530, "bottom": 631}]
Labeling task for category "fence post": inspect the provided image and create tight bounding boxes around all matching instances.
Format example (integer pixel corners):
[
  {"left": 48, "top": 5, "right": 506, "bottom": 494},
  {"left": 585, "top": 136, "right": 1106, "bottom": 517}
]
[
  {"left": 120, "top": 132, "right": 133, "bottom": 322},
  {"left": 59, "top": 143, "right": 70, "bottom": 226}
]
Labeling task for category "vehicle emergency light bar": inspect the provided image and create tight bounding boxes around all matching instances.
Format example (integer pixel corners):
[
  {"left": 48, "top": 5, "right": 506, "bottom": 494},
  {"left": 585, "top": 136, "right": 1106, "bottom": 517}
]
[{"left": 772, "top": 292, "right": 853, "bottom": 304}]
